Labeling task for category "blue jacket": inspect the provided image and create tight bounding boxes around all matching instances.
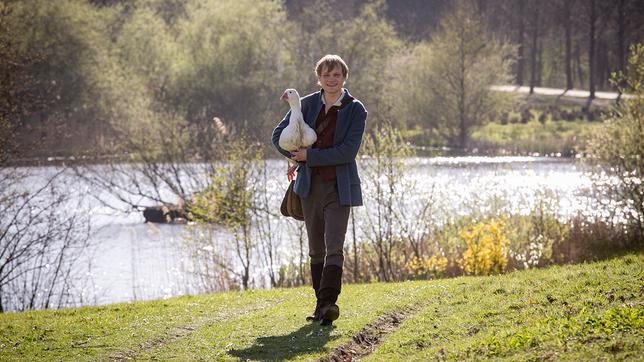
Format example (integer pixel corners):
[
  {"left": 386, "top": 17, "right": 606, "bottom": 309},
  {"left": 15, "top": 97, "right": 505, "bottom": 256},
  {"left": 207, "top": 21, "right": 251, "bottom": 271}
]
[{"left": 272, "top": 89, "right": 367, "bottom": 206}]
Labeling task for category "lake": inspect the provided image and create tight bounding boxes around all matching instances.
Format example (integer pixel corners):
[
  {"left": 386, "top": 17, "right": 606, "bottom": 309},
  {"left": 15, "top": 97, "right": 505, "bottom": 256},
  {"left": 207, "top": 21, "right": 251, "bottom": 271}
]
[{"left": 4, "top": 156, "right": 608, "bottom": 310}]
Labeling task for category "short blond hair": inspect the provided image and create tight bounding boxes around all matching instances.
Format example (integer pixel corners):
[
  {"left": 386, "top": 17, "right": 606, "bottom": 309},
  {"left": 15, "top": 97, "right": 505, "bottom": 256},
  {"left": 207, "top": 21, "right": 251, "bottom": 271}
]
[{"left": 315, "top": 54, "right": 349, "bottom": 79}]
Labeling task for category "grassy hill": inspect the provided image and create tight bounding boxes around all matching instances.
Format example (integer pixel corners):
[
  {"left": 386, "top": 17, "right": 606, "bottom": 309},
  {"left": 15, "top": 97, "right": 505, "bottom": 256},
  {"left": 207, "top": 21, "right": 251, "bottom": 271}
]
[{"left": 1, "top": 251, "right": 642, "bottom": 361}]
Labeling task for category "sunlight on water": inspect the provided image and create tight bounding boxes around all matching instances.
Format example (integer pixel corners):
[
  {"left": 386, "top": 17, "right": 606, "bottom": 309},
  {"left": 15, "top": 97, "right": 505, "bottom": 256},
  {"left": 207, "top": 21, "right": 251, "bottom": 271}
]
[{"left": 6, "top": 157, "right": 618, "bottom": 307}]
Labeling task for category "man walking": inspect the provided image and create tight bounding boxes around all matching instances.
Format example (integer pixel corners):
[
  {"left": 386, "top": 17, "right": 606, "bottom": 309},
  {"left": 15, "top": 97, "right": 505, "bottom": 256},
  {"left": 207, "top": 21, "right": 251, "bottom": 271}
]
[{"left": 272, "top": 54, "right": 367, "bottom": 326}]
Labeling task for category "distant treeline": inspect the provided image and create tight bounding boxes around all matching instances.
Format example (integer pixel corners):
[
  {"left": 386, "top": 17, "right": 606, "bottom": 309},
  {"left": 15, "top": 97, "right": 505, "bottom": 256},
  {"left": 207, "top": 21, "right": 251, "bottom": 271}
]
[{"left": 1, "top": 0, "right": 642, "bottom": 160}]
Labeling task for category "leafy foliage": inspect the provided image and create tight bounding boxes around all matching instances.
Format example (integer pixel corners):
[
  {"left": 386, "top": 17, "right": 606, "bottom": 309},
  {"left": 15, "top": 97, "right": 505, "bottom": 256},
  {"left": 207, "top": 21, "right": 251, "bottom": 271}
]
[
  {"left": 359, "top": 122, "right": 415, "bottom": 281},
  {"left": 188, "top": 137, "right": 264, "bottom": 289},
  {"left": 471, "top": 118, "right": 604, "bottom": 156},
  {"left": 2, "top": 0, "right": 643, "bottom": 159},
  {"left": 587, "top": 44, "right": 644, "bottom": 234},
  {"left": 404, "top": 255, "right": 448, "bottom": 279},
  {"left": 460, "top": 220, "right": 510, "bottom": 276},
  {"left": 389, "top": 1, "right": 515, "bottom": 148},
  {"left": 190, "top": 137, "right": 261, "bottom": 226}
]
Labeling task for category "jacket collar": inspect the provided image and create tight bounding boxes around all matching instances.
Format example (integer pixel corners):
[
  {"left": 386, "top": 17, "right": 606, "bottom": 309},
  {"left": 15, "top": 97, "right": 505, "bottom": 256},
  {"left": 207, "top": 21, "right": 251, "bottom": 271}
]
[
  {"left": 319, "top": 88, "right": 354, "bottom": 107},
  {"left": 321, "top": 89, "right": 345, "bottom": 106},
  {"left": 307, "top": 89, "right": 355, "bottom": 129}
]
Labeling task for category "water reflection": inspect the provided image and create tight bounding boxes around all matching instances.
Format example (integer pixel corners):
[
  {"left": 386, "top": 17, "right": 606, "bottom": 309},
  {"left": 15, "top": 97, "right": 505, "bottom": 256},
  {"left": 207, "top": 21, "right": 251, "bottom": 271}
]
[{"left": 6, "top": 157, "right": 613, "bottom": 309}]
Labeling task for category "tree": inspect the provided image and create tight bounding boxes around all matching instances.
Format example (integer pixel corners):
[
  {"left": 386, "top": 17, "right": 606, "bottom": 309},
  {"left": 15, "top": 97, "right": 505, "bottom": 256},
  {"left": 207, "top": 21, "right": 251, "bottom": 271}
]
[
  {"left": 528, "top": 0, "right": 541, "bottom": 94},
  {"left": 169, "top": 0, "right": 295, "bottom": 139},
  {"left": 587, "top": 44, "right": 644, "bottom": 236},
  {"left": 1, "top": 0, "right": 112, "bottom": 158},
  {"left": 289, "top": 0, "right": 401, "bottom": 126},
  {"left": 588, "top": 0, "right": 597, "bottom": 100},
  {"left": 1, "top": 3, "right": 93, "bottom": 311},
  {"left": 391, "top": 0, "right": 515, "bottom": 149},
  {"left": 360, "top": 123, "right": 414, "bottom": 282},
  {"left": 0, "top": 2, "right": 22, "bottom": 164},
  {"left": 564, "top": 0, "right": 575, "bottom": 90},
  {"left": 0, "top": 169, "right": 91, "bottom": 312},
  {"left": 516, "top": 0, "right": 527, "bottom": 86},
  {"left": 190, "top": 138, "right": 263, "bottom": 290},
  {"left": 334, "top": 1, "right": 402, "bottom": 124},
  {"left": 617, "top": 0, "right": 626, "bottom": 89}
]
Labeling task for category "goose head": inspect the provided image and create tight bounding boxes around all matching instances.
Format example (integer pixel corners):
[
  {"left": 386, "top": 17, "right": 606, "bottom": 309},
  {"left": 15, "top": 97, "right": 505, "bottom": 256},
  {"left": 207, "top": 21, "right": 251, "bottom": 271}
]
[{"left": 280, "top": 88, "right": 301, "bottom": 110}]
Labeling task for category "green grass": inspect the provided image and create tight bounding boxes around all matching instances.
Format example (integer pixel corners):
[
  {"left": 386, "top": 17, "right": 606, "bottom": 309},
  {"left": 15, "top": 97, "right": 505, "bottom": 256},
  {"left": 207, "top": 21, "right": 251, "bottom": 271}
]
[
  {"left": 369, "top": 253, "right": 644, "bottom": 361},
  {"left": 1, "top": 252, "right": 643, "bottom": 361}
]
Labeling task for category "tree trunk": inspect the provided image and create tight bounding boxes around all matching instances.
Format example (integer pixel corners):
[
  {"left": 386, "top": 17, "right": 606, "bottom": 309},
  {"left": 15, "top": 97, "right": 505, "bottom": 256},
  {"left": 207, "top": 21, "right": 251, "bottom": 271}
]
[
  {"left": 459, "top": 30, "right": 467, "bottom": 149},
  {"left": 242, "top": 225, "right": 251, "bottom": 290},
  {"left": 517, "top": 0, "right": 526, "bottom": 85},
  {"left": 597, "top": 39, "right": 610, "bottom": 89},
  {"left": 529, "top": 1, "right": 539, "bottom": 94},
  {"left": 378, "top": 240, "right": 388, "bottom": 282},
  {"left": 588, "top": 0, "right": 596, "bottom": 100},
  {"left": 477, "top": 0, "right": 486, "bottom": 13},
  {"left": 617, "top": 0, "right": 625, "bottom": 93},
  {"left": 575, "top": 44, "right": 585, "bottom": 86},
  {"left": 537, "top": 37, "right": 543, "bottom": 86},
  {"left": 565, "top": 0, "right": 574, "bottom": 90}
]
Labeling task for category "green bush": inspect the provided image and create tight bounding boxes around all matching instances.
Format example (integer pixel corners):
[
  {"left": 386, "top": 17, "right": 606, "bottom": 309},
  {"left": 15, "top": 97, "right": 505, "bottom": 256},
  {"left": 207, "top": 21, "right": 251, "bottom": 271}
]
[
  {"left": 470, "top": 119, "right": 603, "bottom": 156},
  {"left": 459, "top": 220, "right": 510, "bottom": 276},
  {"left": 587, "top": 44, "right": 644, "bottom": 236}
]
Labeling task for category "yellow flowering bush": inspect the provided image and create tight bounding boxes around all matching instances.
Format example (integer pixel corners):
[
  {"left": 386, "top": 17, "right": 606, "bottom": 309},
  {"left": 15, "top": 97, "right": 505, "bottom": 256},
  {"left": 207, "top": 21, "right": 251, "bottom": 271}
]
[
  {"left": 460, "top": 220, "right": 510, "bottom": 275},
  {"left": 405, "top": 255, "right": 449, "bottom": 279}
]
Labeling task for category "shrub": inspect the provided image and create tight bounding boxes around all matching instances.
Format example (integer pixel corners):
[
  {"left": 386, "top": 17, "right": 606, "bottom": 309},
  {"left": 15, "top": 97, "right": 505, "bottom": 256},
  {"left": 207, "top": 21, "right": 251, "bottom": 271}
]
[
  {"left": 460, "top": 220, "right": 510, "bottom": 275},
  {"left": 505, "top": 193, "right": 571, "bottom": 269},
  {"left": 586, "top": 44, "right": 644, "bottom": 237},
  {"left": 360, "top": 122, "right": 415, "bottom": 282},
  {"left": 552, "top": 216, "right": 621, "bottom": 263},
  {"left": 404, "top": 255, "right": 449, "bottom": 279}
]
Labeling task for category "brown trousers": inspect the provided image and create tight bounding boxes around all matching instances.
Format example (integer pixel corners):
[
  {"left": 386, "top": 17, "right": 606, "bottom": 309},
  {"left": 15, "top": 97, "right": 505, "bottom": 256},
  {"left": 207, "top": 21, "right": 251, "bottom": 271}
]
[{"left": 300, "top": 174, "right": 350, "bottom": 267}]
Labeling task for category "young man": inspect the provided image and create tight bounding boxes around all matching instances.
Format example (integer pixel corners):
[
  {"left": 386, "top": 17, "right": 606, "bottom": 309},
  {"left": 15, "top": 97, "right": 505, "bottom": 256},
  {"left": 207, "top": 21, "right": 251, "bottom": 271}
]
[{"left": 272, "top": 54, "right": 367, "bottom": 326}]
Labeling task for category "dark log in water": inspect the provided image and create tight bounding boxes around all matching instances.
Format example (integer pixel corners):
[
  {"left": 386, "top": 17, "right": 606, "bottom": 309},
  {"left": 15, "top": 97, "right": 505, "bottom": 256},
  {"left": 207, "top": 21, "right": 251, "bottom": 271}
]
[{"left": 143, "top": 205, "right": 189, "bottom": 223}]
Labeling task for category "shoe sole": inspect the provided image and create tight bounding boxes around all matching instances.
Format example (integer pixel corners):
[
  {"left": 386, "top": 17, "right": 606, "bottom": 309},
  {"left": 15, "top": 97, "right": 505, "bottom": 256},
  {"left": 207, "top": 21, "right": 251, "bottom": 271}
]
[{"left": 321, "top": 305, "right": 339, "bottom": 322}]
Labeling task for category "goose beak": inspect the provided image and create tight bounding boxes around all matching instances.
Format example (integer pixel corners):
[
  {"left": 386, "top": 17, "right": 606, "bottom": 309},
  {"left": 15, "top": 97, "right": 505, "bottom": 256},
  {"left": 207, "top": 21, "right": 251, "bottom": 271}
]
[{"left": 280, "top": 91, "right": 288, "bottom": 101}]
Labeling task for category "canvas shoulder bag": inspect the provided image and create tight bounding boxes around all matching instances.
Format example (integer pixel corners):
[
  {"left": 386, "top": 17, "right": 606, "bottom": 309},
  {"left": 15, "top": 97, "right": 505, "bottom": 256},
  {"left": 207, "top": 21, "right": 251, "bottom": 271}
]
[{"left": 280, "top": 180, "right": 304, "bottom": 221}]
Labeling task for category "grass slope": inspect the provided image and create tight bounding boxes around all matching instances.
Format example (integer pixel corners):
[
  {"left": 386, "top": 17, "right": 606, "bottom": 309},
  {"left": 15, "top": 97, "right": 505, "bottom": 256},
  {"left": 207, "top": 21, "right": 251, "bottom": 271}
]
[{"left": 1, "top": 252, "right": 642, "bottom": 361}]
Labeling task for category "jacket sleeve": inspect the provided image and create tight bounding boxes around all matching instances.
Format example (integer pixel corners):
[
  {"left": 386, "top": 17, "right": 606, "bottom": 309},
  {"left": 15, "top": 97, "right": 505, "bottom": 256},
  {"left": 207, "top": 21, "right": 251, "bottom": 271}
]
[
  {"left": 272, "top": 110, "right": 293, "bottom": 159},
  {"left": 306, "top": 104, "right": 367, "bottom": 167}
]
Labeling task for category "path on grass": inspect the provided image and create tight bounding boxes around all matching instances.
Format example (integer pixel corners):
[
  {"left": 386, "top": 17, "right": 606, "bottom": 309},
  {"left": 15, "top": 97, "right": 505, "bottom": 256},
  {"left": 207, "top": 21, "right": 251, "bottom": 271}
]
[
  {"left": 110, "top": 301, "right": 432, "bottom": 362},
  {"left": 104, "top": 283, "right": 446, "bottom": 361},
  {"left": 321, "top": 302, "right": 431, "bottom": 362}
]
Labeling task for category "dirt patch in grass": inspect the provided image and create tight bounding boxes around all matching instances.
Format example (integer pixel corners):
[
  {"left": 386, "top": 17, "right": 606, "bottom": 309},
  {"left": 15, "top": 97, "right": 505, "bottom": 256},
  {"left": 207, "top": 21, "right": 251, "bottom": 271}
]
[{"left": 321, "top": 303, "right": 426, "bottom": 362}]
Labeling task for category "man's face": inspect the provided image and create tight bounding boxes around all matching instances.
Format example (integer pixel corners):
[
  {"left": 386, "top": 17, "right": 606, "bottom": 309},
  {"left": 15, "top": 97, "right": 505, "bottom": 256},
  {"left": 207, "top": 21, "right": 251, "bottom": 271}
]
[{"left": 318, "top": 65, "right": 345, "bottom": 95}]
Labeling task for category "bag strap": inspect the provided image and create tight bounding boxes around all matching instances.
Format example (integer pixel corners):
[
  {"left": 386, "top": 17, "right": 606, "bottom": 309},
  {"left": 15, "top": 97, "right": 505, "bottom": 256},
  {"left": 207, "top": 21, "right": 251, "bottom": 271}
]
[{"left": 316, "top": 115, "right": 332, "bottom": 135}]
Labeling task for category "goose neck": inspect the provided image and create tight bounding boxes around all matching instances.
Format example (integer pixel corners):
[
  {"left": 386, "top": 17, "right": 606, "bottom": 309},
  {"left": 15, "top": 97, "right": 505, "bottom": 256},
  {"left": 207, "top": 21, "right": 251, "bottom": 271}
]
[{"left": 288, "top": 99, "right": 301, "bottom": 112}]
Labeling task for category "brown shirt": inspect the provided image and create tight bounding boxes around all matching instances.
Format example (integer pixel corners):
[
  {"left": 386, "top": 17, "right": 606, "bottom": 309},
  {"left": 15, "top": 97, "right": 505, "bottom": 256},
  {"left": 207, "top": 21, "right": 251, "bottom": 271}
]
[{"left": 312, "top": 105, "right": 339, "bottom": 181}]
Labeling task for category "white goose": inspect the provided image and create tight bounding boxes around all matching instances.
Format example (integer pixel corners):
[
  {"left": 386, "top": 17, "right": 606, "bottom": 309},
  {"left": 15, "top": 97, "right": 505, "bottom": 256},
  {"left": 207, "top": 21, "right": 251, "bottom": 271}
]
[{"left": 278, "top": 89, "right": 317, "bottom": 180}]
